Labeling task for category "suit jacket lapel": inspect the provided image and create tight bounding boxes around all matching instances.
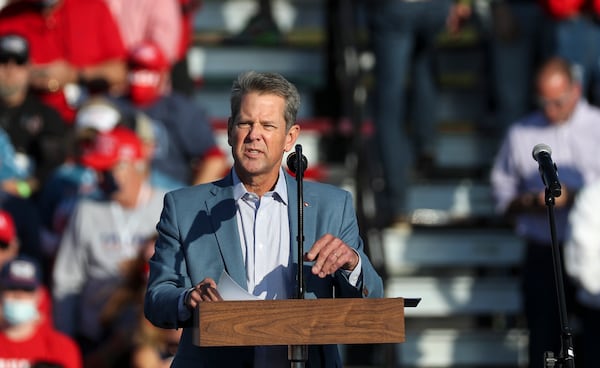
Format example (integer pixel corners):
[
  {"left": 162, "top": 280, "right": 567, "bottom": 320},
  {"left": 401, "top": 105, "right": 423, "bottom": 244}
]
[
  {"left": 208, "top": 174, "right": 248, "bottom": 290},
  {"left": 285, "top": 172, "right": 317, "bottom": 265}
]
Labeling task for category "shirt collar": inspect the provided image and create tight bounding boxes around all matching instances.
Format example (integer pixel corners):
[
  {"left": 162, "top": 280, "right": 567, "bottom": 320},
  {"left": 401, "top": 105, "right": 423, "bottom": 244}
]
[{"left": 231, "top": 167, "right": 288, "bottom": 205}]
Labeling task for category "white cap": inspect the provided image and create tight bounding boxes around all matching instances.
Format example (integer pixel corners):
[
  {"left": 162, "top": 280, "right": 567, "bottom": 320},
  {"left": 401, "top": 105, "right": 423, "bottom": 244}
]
[{"left": 75, "top": 102, "right": 121, "bottom": 133}]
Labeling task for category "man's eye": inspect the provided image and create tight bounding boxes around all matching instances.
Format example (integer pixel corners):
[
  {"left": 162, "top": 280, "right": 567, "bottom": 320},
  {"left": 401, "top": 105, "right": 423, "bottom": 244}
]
[{"left": 237, "top": 122, "right": 251, "bottom": 128}]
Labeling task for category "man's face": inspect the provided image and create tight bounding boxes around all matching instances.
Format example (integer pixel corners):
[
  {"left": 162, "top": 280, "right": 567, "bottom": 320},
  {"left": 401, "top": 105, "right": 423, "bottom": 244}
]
[
  {"left": 0, "top": 57, "right": 29, "bottom": 100},
  {"left": 537, "top": 72, "right": 580, "bottom": 124},
  {"left": 127, "top": 68, "right": 164, "bottom": 106},
  {"left": 103, "top": 160, "right": 144, "bottom": 206},
  {"left": 1, "top": 288, "right": 40, "bottom": 326},
  {"left": 228, "top": 92, "right": 299, "bottom": 183}
]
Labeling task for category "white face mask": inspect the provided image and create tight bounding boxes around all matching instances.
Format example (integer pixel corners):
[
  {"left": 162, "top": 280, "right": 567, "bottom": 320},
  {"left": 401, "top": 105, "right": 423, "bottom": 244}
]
[{"left": 2, "top": 298, "right": 39, "bottom": 326}]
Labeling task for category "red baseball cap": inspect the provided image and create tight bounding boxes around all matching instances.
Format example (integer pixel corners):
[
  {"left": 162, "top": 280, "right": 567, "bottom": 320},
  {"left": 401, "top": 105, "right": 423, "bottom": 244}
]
[
  {"left": 80, "top": 127, "right": 144, "bottom": 171},
  {"left": 0, "top": 210, "right": 16, "bottom": 245},
  {"left": 129, "top": 42, "right": 169, "bottom": 71}
]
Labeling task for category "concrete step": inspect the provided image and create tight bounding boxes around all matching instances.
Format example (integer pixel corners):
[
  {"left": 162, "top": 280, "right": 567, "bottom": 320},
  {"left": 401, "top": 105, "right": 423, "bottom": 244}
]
[
  {"left": 404, "top": 180, "right": 498, "bottom": 226},
  {"left": 187, "top": 45, "right": 325, "bottom": 89},
  {"left": 381, "top": 227, "right": 524, "bottom": 275},
  {"left": 385, "top": 276, "right": 522, "bottom": 317},
  {"left": 398, "top": 329, "right": 528, "bottom": 367}
]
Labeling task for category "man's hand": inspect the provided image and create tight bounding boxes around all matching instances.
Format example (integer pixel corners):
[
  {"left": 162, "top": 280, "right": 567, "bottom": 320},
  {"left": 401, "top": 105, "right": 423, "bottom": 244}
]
[
  {"left": 185, "top": 277, "right": 223, "bottom": 310},
  {"left": 446, "top": 2, "right": 472, "bottom": 34},
  {"left": 30, "top": 60, "right": 78, "bottom": 92},
  {"left": 305, "top": 234, "right": 359, "bottom": 278}
]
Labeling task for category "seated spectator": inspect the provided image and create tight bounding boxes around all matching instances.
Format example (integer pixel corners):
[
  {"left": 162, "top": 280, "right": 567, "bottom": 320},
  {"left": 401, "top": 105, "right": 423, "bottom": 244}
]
[
  {"left": 37, "top": 97, "right": 156, "bottom": 262},
  {"left": 0, "top": 0, "right": 128, "bottom": 123},
  {"left": 83, "top": 233, "right": 181, "bottom": 368},
  {"left": 0, "top": 126, "right": 45, "bottom": 268},
  {"left": 0, "top": 255, "right": 82, "bottom": 368},
  {"left": 0, "top": 33, "right": 72, "bottom": 192},
  {"left": 116, "top": 41, "right": 228, "bottom": 190},
  {"left": 0, "top": 210, "right": 53, "bottom": 324},
  {"left": 51, "top": 127, "right": 165, "bottom": 356}
]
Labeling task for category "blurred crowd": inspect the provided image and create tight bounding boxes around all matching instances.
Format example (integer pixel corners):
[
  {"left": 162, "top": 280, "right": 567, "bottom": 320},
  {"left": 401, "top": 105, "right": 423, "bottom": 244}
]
[
  {"left": 2, "top": 0, "right": 600, "bottom": 367},
  {"left": 0, "top": 0, "right": 228, "bottom": 367}
]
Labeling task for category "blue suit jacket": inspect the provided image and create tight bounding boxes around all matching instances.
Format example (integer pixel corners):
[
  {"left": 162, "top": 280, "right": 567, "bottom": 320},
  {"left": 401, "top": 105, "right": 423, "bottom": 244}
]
[{"left": 144, "top": 171, "right": 384, "bottom": 367}]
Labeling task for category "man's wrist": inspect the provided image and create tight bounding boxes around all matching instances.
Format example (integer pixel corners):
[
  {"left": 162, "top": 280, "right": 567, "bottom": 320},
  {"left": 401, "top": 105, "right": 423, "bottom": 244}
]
[{"left": 343, "top": 249, "right": 360, "bottom": 271}]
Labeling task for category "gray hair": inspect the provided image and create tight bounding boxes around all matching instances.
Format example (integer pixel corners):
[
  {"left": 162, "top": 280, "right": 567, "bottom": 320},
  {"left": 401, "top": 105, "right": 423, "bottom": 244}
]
[{"left": 229, "top": 71, "right": 300, "bottom": 130}]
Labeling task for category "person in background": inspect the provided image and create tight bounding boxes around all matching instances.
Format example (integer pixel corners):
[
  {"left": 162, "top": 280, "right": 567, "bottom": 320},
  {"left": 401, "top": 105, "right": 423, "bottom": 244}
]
[
  {"left": 0, "top": 33, "right": 72, "bottom": 194},
  {"left": 103, "top": 0, "right": 181, "bottom": 66},
  {"left": 0, "top": 209, "right": 52, "bottom": 323},
  {"left": 0, "top": 125, "right": 46, "bottom": 269},
  {"left": 117, "top": 41, "right": 228, "bottom": 191},
  {"left": 37, "top": 96, "right": 155, "bottom": 263},
  {"left": 564, "top": 179, "right": 600, "bottom": 368},
  {"left": 52, "top": 127, "right": 165, "bottom": 356},
  {"left": 144, "top": 71, "right": 384, "bottom": 367},
  {"left": 0, "top": 0, "right": 128, "bottom": 123},
  {"left": 490, "top": 56, "right": 600, "bottom": 368},
  {"left": 485, "top": 0, "right": 554, "bottom": 137},
  {"left": 366, "top": 0, "right": 471, "bottom": 228},
  {"left": 170, "top": 0, "right": 203, "bottom": 96},
  {"left": 224, "top": 0, "right": 288, "bottom": 45},
  {"left": 541, "top": 0, "right": 600, "bottom": 106},
  {"left": 84, "top": 232, "right": 181, "bottom": 368},
  {"left": 0, "top": 255, "right": 82, "bottom": 368}
]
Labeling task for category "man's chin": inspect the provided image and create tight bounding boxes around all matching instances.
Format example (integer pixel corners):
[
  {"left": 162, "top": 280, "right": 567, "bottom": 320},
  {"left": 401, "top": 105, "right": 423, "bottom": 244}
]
[{"left": 0, "top": 86, "right": 23, "bottom": 99}]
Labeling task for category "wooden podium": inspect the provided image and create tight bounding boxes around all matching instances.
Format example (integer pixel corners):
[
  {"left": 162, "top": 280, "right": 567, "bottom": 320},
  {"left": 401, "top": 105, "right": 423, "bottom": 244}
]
[{"left": 194, "top": 297, "right": 416, "bottom": 347}]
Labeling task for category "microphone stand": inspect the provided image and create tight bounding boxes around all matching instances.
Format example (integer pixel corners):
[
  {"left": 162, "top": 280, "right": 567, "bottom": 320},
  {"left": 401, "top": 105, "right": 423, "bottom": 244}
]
[
  {"left": 543, "top": 188, "right": 576, "bottom": 368},
  {"left": 288, "top": 144, "right": 308, "bottom": 368}
]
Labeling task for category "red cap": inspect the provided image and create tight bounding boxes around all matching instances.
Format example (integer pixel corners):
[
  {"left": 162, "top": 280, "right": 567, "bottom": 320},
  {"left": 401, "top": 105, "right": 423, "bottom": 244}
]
[
  {"left": 129, "top": 42, "right": 169, "bottom": 71},
  {"left": 0, "top": 210, "right": 16, "bottom": 244},
  {"left": 80, "top": 127, "right": 144, "bottom": 171}
]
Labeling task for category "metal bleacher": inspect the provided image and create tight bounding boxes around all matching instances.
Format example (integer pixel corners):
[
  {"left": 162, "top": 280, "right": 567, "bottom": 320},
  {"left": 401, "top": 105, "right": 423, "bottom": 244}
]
[{"left": 190, "top": 1, "right": 529, "bottom": 367}]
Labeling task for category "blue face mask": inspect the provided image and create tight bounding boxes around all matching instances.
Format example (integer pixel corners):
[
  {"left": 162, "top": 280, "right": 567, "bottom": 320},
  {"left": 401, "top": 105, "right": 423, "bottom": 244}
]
[{"left": 2, "top": 299, "right": 39, "bottom": 326}]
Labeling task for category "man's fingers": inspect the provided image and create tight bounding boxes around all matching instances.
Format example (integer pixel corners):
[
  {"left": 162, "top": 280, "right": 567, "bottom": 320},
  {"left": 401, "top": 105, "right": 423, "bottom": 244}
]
[
  {"left": 187, "top": 277, "right": 223, "bottom": 307},
  {"left": 310, "top": 238, "right": 350, "bottom": 278},
  {"left": 201, "top": 284, "right": 222, "bottom": 301}
]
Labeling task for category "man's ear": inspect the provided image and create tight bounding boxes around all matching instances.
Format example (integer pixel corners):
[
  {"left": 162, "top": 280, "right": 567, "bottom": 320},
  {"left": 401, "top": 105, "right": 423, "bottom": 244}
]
[{"left": 284, "top": 124, "right": 300, "bottom": 152}]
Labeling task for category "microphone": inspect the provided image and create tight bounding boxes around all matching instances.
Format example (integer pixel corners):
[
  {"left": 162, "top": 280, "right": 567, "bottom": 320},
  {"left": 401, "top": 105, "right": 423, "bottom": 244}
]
[
  {"left": 532, "top": 143, "right": 562, "bottom": 198},
  {"left": 286, "top": 151, "right": 308, "bottom": 175}
]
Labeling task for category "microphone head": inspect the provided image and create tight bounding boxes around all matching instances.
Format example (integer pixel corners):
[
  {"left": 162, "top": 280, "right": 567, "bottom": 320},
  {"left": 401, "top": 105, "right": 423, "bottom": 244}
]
[
  {"left": 532, "top": 143, "right": 552, "bottom": 161},
  {"left": 286, "top": 152, "right": 308, "bottom": 174}
]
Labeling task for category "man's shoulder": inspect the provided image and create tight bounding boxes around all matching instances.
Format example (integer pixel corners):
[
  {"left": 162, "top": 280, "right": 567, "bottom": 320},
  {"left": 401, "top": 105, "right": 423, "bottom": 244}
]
[
  {"left": 167, "top": 178, "right": 230, "bottom": 199},
  {"left": 304, "top": 180, "right": 350, "bottom": 198},
  {"left": 578, "top": 100, "right": 600, "bottom": 119}
]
